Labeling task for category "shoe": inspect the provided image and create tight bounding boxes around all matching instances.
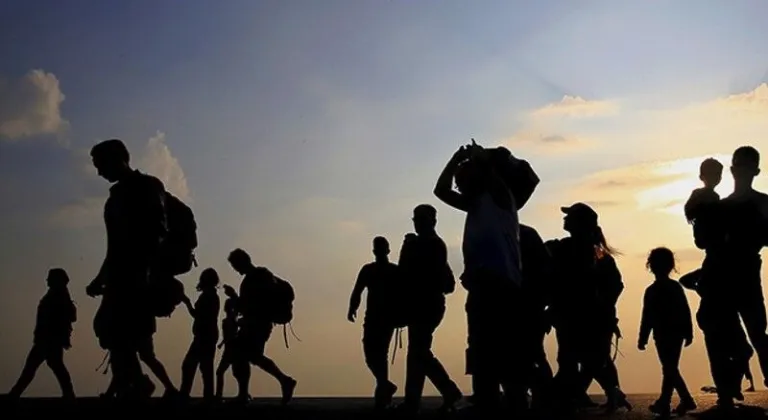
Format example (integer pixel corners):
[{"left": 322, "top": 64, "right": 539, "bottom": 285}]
[
  {"left": 440, "top": 388, "right": 463, "bottom": 412},
  {"left": 374, "top": 381, "right": 397, "bottom": 409},
  {"left": 280, "top": 377, "right": 297, "bottom": 406},
  {"left": 675, "top": 399, "right": 697, "bottom": 416},
  {"left": 649, "top": 401, "right": 671, "bottom": 417}
]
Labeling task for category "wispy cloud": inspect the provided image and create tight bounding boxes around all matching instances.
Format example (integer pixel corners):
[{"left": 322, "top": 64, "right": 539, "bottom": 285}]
[
  {"left": 0, "top": 70, "right": 68, "bottom": 141},
  {"left": 528, "top": 95, "right": 620, "bottom": 119}
]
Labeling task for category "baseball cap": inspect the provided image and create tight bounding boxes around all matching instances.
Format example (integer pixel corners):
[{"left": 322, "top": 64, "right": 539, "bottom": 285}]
[{"left": 561, "top": 202, "right": 599, "bottom": 226}]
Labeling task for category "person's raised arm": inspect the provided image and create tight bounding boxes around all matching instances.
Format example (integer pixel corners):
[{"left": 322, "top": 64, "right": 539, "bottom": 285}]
[
  {"left": 469, "top": 146, "right": 514, "bottom": 212},
  {"left": 433, "top": 147, "right": 471, "bottom": 212},
  {"left": 348, "top": 266, "right": 368, "bottom": 322}
]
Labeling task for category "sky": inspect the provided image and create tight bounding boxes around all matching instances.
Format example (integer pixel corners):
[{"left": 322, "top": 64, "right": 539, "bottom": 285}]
[{"left": 1, "top": 0, "right": 768, "bottom": 398}]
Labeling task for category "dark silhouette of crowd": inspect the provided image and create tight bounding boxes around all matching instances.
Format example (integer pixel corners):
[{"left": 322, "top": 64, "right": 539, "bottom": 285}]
[{"left": 5, "top": 138, "right": 768, "bottom": 418}]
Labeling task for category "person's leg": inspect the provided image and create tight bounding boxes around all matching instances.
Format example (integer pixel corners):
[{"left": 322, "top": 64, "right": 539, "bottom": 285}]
[
  {"left": 655, "top": 340, "right": 675, "bottom": 407},
  {"left": 200, "top": 339, "right": 216, "bottom": 400},
  {"left": 736, "top": 266, "right": 768, "bottom": 384},
  {"left": 422, "top": 306, "right": 462, "bottom": 406},
  {"left": 215, "top": 348, "right": 233, "bottom": 399},
  {"left": 180, "top": 340, "right": 200, "bottom": 397},
  {"left": 8, "top": 345, "right": 46, "bottom": 398},
  {"left": 138, "top": 337, "right": 177, "bottom": 394},
  {"left": 44, "top": 347, "right": 75, "bottom": 399},
  {"left": 362, "top": 323, "right": 396, "bottom": 407},
  {"left": 698, "top": 299, "right": 740, "bottom": 405},
  {"left": 247, "top": 323, "right": 296, "bottom": 405},
  {"left": 465, "top": 288, "right": 501, "bottom": 408}
]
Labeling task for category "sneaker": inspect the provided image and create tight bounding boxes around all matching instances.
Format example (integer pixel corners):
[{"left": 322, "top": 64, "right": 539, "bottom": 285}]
[
  {"left": 440, "top": 388, "right": 463, "bottom": 412},
  {"left": 374, "top": 381, "right": 397, "bottom": 409},
  {"left": 649, "top": 401, "right": 671, "bottom": 417},
  {"left": 280, "top": 377, "right": 297, "bottom": 406},
  {"left": 675, "top": 399, "right": 697, "bottom": 416}
]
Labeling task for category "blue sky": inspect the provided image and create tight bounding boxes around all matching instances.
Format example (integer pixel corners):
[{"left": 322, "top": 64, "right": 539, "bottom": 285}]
[{"left": 2, "top": 0, "right": 768, "bottom": 397}]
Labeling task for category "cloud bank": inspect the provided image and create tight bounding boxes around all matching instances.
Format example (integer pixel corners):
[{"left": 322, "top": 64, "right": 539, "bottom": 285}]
[{"left": 0, "top": 70, "right": 68, "bottom": 140}]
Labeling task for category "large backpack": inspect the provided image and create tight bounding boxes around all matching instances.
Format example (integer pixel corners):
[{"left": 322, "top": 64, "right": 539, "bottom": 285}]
[
  {"left": 488, "top": 146, "right": 540, "bottom": 211},
  {"left": 160, "top": 192, "right": 198, "bottom": 276},
  {"left": 271, "top": 276, "right": 295, "bottom": 325}
]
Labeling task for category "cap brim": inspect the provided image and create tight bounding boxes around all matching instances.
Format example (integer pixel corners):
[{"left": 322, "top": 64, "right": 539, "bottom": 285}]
[{"left": 560, "top": 206, "right": 571, "bottom": 214}]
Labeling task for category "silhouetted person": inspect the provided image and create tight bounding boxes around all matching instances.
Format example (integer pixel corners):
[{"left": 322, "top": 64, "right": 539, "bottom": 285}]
[
  {"left": 8, "top": 269, "right": 76, "bottom": 399},
  {"left": 180, "top": 268, "right": 221, "bottom": 400},
  {"left": 216, "top": 297, "right": 239, "bottom": 399},
  {"left": 86, "top": 139, "right": 166, "bottom": 399},
  {"left": 685, "top": 158, "right": 724, "bottom": 250},
  {"left": 720, "top": 146, "right": 768, "bottom": 387},
  {"left": 226, "top": 249, "right": 297, "bottom": 404},
  {"left": 434, "top": 142, "right": 533, "bottom": 413},
  {"left": 396, "top": 205, "right": 463, "bottom": 413},
  {"left": 519, "top": 224, "right": 555, "bottom": 409},
  {"left": 638, "top": 247, "right": 696, "bottom": 417},
  {"left": 347, "top": 236, "right": 400, "bottom": 408},
  {"left": 547, "top": 203, "right": 630, "bottom": 412}
]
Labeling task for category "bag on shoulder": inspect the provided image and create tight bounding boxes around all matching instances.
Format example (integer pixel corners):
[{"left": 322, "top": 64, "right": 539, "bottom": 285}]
[
  {"left": 488, "top": 147, "right": 540, "bottom": 210},
  {"left": 159, "top": 192, "right": 198, "bottom": 276},
  {"left": 150, "top": 275, "right": 186, "bottom": 318},
  {"left": 271, "top": 276, "right": 295, "bottom": 325}
]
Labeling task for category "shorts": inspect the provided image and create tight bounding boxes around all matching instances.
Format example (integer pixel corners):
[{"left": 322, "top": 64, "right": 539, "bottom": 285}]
[{"left": 237, "top": 321, "right": 273, "bottom": 362}]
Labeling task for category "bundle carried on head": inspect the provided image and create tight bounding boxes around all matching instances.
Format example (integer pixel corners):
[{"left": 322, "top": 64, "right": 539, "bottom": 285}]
[{"left": 466, "top": 139, "right": 540, "bottom": 210}]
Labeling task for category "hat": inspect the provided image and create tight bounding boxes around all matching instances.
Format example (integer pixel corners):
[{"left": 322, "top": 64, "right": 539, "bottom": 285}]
[{"left": 561, "top": 202, "right": 598, "bottom": 226}]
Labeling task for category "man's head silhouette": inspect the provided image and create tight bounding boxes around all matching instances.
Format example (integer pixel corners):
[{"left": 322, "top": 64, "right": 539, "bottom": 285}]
[
  {"left": 372, "top": 236, "right": 390, "bottom": 260},
  {"left": 91, "top": 139, "right": 131, "bottom": 183},
  {"left": 413, "top": 204, "right": 437, "bottom": 235},
  {"left": 228, "top": 248, "right": 253, "bottom": 275},
  {"left": 732, "top": 146, "right": 760, "bottom": 184}
]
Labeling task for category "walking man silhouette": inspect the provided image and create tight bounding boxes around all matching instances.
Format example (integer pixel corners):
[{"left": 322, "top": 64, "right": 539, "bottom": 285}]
[{"left": 348, "top": 236, "right": 400, "bottom": 408}]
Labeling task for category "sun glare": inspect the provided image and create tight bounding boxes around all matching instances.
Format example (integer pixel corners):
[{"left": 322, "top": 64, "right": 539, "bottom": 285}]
[{"left": 635, "top": 154, "right": 733, "bottom": 215}]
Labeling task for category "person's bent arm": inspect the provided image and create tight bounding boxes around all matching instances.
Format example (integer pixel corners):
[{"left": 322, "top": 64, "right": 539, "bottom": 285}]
[
  {"left": 348, "top": 267, "right": 367, "bottom": 322},
  {"left": 434, "top": 148, "right": 471, "bottom": 212}
]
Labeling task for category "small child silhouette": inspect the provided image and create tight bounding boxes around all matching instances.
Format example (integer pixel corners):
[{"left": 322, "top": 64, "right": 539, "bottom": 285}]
[
  {"left": 684, "top": 158, "right": 723, "bottom": 250},
  {"left": 8, "top": 269, "right": 76, "bottom": 399},
  {"left": 638, "top": 248, "right": 696, "bottom": 417}
]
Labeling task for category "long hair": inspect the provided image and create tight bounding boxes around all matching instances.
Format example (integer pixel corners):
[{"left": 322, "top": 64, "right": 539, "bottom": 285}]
[{"left": 593, "top": 226, "right": 621, "bottom": 260}]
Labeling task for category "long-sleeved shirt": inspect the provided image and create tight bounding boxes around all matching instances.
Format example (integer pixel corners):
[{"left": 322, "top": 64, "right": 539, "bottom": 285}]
[{"left": 639, "top": 278, "right": 693, "bottom": 345}]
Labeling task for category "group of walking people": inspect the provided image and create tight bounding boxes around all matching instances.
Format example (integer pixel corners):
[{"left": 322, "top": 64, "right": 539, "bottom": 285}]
[
  {"left": 4, "top": 137, "right": 768, "bottom": 418},
  {"left": 6, "top": 139, "right": 297, "bottom": 405},
  {"left": 346, "top": 142, "right": 768, "bottom": 417}
]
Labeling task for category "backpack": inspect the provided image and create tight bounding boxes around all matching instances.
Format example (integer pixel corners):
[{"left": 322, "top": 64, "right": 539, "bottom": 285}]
[
  {"left": 150, "top": 276, "right": 185, "bottom": 318},
  {"left": 488, "top": 147, "right": 540, "bottom": 210},
  {"left": 271, "top": 276, "right": 295, "bottom": 325},
  {"left": 160, "top": 192, "right": 198, "bottom": 276},
  {"left": 271, "top": 275, "right": 302, "bottom": 348}
]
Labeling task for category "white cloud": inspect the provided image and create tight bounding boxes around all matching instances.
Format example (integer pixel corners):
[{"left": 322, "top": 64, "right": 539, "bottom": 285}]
[
  {"left": 0, "top": 69, "right": 68, "bottom": 140},
  {"left": 528, "top": 95, "right": 619, "bottom": 118},
  {"left": 51, "top": 132, "right": 190, "bottom": 228},
  {"left": 137, "top": 131, "right": 190, "bottom": 201}
]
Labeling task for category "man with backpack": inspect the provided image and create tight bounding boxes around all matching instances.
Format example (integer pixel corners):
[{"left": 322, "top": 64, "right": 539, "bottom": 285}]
[
  {"left": 86, "top": 139, "right": 168, "bottom": 399},
  {"left": 225, "top": 248, "right": 298, "bottom": 405},
  {"left": 396, "top": 204, "right": 463, "bottom": 413}
]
